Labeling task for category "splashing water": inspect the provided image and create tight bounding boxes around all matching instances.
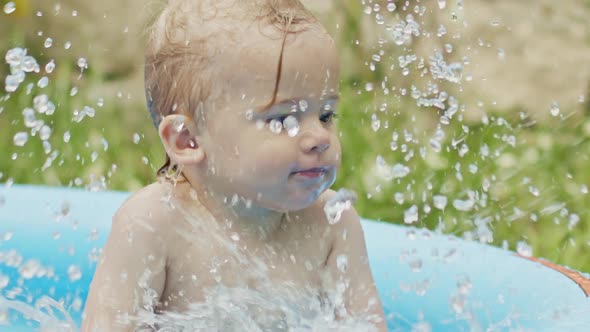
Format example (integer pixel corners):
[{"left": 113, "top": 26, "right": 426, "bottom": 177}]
[
  {"left": 324, "top": 188, "right": 358, "bottom": 224},
  {"left": 283, "top": 115, "right": 300, "bottom": 137},
  {"left": 1, "top": 1, "right": 589, "bottom": 330}
]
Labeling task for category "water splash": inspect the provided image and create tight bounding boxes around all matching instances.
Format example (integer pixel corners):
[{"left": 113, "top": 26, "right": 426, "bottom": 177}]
[
  {"left": 324, "top": 188, "right": 357, "bottom": 224},
  {"left": 550, "top": 101, "right": 560, "bottom": 117},
  {"left": 3, "top": 2, "right": 16, "bottom": 14},
  {"left": 283, "top": 115, "right": 300, "bottom": 137}
]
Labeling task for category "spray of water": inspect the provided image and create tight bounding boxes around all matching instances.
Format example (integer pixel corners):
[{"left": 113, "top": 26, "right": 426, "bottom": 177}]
[{"left": 1, "top": 0, "right": 589, "bottom": 330}]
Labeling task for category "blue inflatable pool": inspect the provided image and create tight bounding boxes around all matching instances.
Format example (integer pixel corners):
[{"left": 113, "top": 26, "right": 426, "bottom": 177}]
[{"left": 0, "top": 185, "right": 589, "bottom": 331}]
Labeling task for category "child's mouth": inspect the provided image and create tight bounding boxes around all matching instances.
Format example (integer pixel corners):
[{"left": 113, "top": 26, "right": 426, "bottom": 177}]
[{"left": 292, "top": 167, "right": 327, "bottom": 178}]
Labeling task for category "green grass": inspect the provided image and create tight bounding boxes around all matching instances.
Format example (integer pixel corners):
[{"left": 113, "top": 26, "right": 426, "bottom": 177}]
[
  {"left": 335, "top": 87, "right": 590, "bottom": 272},
  {"left": 0, "top": 63, "right": 162, "bottom": 191}
]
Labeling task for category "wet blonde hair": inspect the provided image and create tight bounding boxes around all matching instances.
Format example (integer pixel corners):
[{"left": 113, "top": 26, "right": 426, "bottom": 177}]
[{"left": 144, "top": 0, "right": 316, "bottom": 175}]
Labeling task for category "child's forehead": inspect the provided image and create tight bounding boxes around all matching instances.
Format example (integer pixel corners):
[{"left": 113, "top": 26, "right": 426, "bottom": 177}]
[{"left": 216, "top": 25, "right": 340, "bottom": 92}]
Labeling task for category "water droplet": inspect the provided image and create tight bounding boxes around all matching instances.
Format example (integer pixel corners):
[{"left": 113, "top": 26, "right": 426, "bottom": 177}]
[
  {"left": 298, "top": 99, "right": 308, "bottom": 112},
  {"left": 45, "top": 59, "right": 56, "bottom": 73},
  {"left": 283, "top": 115, "right": 299, "bottom": 137},
  {"left": 581, "top": 185, "right": 588, "bottom": 194},
  {"left": 133, "top": 133, "right": 141, "bottom": 144},
  {"left": 33, "top": 94, "right": 55, "bottom": 115},
  {"left": 528, "top": 185, "right": 540, "bottom": 197},
  {"left": 437, "top": 0, "right": 446, "bottom": 9},
  {"left": 458, "top": 144, "right": 469, "bottom": 157},
  {"left": 497, "top": 48, "right": 506, "bottom": 61},
  {"left": 77, "top": 57, "right": 88, "bottom": 70},
  {"left": 450, "top": 295, "right": 465, "bottom": 314},
  {"left": 336, "top": 255, "right": 348, "bottom": 273},
  {"left": 364, "top": 82, "right": 374, "bottom": 92},
  {"left": 549, "top": 101, "right": 560, "bottom": 117},
  {"left": 269, "top": 119, "right": 283, "bottom": 134},
  {"left": 64, "top": 41, "right": 72, "bottom": 49},
  {"left": 363, "top": 5, "right": 372, "bottom": 15},
  {"left": 516, "top": 241, "right": 532, "bottom": 257},
  {"left": 13, "top": 132, "right": 28, "bottom": 147},
  {"left": 63, "top": 131, "right": 71, "bottom": 143},
  {"left": 0, "top": 274, "right": 9, "bottom": 290},
  {"left": 44, "top": 38, "right": 53, "bottom": 48},
  {"left": 244, "top": 109, "right": 254, "bottom": 120},
  {"left": 437, "top": 24, "right": 447, "bottom": 37},
  {"left": 324, "top": 189, "right": 357, "bottom": 224},
  {"left": 5, "top": 73, "right": 23, "bottom": 92},
  {"left": 70, "top": 86, "right": 78, "bottom": 96},
  {"left": 19, "top": 260, "right": 42, "bottom": 279},
  {"left": 22, "top": 56, "right": 39, "bottom": 73},
  {"left": 433, "top": 195, "right": 447, "bottom": 210},
  {"left": 5, "top": 48, "right": 25, "bottom": 66},
  {"left": 3, "top": 2, "right": 15, "bottom": 14},
  {"left": 371, "top": 114, "right": 380, "bottom": 132},
  {"left": 67, "top": 265, "right": 82, "bottom": 281},
  {"left": 387, "top": 2, "right": 397, "bottom": 12},
  {"left": 22, "top": 108, "right": 36, "bottom": 128},
  {"left": 409, "top": 258, "right": 422, "bottom": 272},
  {"left": 40, "top": 125, "right": 51, "bottom": 140},
  {"left": 453, "top": 198, "right": 474, "bottom": 211},
  {"left": 375, "top": 13, "right": 385, "bottom": 25},
  {"left": 73, "top": 106, "right": 96, "bottom": 122},
  {"left": 568, "top": 214, "right": 580, "bottom": 230},
  {"left": 391, "top": 163, "right": 410, "bottom": 178},
  {"left": 37, "top": 76, "right": 49, "bottom": 88},
  {"left": 411, "top": 322, "right": 432, "bottom": 332},
  {"left": 404, "top": 205, "right": 419, "bottom": 224},
  {"left": 444, "top": 43, "right": 453, "bottom": 53}
]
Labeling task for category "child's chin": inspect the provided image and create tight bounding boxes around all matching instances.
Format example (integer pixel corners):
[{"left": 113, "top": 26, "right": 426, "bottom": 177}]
[{"left": 284, "top": 192, "right": 325, "bottom": 211}]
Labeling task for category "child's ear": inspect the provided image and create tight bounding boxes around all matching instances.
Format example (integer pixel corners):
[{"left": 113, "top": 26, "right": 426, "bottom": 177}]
[{"left": 158, "top": 114, "right": 205, "bottom": 165}]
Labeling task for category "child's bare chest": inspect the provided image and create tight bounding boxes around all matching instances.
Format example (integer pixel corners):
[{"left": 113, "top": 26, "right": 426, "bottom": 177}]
[{"left": 159, "top": 222, "right": 333, "bottom": 312}]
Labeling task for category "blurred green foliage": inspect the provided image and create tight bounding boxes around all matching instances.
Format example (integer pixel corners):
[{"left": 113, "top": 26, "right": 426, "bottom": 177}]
[{"left": 1, "top": 2, "right": 589, "bottom": 273}]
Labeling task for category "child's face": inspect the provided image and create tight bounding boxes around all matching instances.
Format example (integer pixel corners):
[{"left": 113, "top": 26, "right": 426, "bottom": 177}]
[{"left": 197, "top": 23, "right": 341, "bottom": 212}]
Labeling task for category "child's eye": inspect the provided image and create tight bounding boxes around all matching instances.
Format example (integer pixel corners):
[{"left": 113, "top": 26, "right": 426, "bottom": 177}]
[{"left": 320, "top": 111, "right": 338, "bottom": 123}]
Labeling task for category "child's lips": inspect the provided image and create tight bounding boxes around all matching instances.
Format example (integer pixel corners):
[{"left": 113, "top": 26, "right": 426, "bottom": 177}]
[{"left": 292, "top": 167, "right": 327, "bottom": 178}]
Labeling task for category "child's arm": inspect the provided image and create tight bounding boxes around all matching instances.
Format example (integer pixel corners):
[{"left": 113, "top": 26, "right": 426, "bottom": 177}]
[
  {"left": 81, "top": 201, "right": 168, "bottom": 332},
  {"left": 325, "top": 206, "right": 388, "bottom": 332}
]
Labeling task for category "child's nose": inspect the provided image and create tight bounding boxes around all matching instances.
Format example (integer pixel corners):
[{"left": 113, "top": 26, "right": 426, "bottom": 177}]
[{"left": 299, "top": 121, "right": 331, "bottom": 154}]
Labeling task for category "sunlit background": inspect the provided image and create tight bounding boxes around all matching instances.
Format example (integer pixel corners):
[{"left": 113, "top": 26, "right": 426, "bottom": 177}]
[{"left": 1, "top": 0, "right": 589, "bottom": 272}]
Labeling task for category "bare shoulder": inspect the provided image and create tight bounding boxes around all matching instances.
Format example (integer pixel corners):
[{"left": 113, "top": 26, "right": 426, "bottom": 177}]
[
  {"left": 103, "top": 182, "right": 180, "bottom": 262},
  {"left": 114, "top": 181, "right": 220, "bottom": 263},
  {"left": 113, "top": 182, "right": 174, "bottom": 233}
]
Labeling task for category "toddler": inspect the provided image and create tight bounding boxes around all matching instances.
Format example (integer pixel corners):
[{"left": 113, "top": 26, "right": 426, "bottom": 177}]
[{"left": 82, "top": 0, "right": 386, "bottom": 331}]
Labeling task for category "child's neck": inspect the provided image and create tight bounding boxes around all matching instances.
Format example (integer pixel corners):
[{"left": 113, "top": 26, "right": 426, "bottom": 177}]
[{"left": 173, "top": 177, "right": 288, "bottom": 242}]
